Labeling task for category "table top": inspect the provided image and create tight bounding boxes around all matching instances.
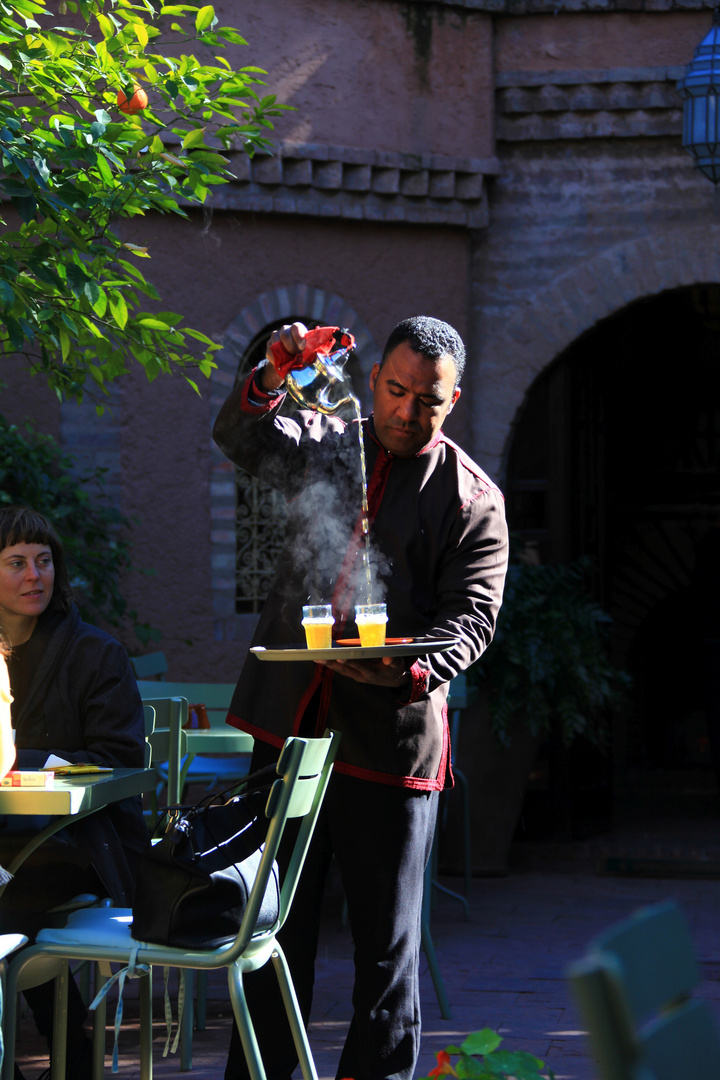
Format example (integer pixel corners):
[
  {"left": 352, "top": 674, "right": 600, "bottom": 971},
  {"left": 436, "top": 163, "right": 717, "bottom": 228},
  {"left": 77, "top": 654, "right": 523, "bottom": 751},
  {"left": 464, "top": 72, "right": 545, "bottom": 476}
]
[
  {"left": 182, "top": 724, "right": 254, "bottom": 754},
  {"left": 148, "top": 719, "right": 254, "bottom": 759},
  {"left": 0, "top": 767, "right": 155, "bottom": 816}
]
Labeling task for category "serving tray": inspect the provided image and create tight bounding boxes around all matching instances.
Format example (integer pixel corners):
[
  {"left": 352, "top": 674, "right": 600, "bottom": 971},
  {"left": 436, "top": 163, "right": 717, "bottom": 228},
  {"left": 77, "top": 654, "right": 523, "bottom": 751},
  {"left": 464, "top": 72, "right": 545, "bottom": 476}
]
[{"left": 250, "top": 638, "right": 459, "bottom": 662}]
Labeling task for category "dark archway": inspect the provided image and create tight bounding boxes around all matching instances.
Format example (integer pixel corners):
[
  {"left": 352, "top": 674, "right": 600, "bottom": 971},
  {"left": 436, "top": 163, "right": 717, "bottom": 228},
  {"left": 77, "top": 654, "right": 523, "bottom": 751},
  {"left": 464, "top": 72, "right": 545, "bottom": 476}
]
[{"left": 506, "top": 285, "right": 720, "bottom": 834}]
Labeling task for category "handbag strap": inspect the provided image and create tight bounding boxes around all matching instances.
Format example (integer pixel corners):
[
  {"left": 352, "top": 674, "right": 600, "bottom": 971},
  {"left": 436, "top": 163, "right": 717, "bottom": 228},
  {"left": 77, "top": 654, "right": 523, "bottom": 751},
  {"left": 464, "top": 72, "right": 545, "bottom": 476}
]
[{"left": 154, "top": 761, "right": 279, "bottom": 834}]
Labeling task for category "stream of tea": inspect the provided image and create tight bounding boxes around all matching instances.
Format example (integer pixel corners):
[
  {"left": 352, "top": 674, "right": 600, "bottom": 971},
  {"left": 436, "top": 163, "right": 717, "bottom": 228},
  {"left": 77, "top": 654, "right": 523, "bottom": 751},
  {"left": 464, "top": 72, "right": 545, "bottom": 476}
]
[{"left": 352, "top": 396, "right": 373, "bottom": 605}]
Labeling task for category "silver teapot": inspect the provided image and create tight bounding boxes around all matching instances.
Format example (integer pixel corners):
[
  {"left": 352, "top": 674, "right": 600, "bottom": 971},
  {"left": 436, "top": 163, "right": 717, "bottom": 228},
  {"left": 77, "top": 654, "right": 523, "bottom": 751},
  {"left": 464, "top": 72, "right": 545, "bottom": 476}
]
[{"left": 285, "top": 328, "right": 356, "bottom": 415}]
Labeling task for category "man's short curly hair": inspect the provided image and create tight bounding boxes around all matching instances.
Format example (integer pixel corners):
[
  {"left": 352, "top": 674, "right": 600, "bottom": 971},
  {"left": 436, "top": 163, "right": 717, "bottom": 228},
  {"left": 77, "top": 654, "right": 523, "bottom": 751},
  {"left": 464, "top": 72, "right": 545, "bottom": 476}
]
[{"left": 381, "top": 316, "right": 466, "bottom": 387}]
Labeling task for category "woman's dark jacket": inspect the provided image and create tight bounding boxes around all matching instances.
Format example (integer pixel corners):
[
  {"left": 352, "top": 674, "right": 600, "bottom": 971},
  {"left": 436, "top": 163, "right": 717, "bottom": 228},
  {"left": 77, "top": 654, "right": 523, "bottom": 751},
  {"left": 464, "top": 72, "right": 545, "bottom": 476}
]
[{"left": 10, "top": 604, "right": 148, "bottom": 906}]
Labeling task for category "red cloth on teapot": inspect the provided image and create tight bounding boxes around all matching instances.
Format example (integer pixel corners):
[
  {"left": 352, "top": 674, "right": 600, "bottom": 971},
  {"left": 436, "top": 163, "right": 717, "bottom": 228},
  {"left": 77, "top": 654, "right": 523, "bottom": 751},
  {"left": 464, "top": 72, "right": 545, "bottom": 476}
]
[{"left": 270, "top": 326, "right": 355, "bottom": 379}]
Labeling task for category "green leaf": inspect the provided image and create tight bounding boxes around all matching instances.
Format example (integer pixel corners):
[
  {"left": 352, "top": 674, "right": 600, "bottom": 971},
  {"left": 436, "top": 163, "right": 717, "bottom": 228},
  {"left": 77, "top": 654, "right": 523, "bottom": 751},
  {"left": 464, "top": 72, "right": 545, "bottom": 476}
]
[
  {"left": 109, "top": 293, "right": 128, "bottom": 330},
  {"left": 461, "top": 1031, "right": 503, "bottom": 1057},
  {"left": 95, "top": 153, "right": 113, "bottom": 184},
  {"left": 195, "top": 4, "right": 215, "bottom": 32},
  {"left": 134, "top": 20, "right": 148, "bottom": 47},
  {"left": 138, "top": 316, "right": 173, "bottom": 331},
  {"left": 83, "top": 279, "right": 101, "bottom": 306},
  {"left": 182, "top": 127, "right": 206, "bottom": 150},
  {"left": 0, "top": 280, "right": 14, "bottom": 312},
  {"left": 96, "top": 12, "right": 114, "bottom": 39},
  {"left": 59, "top": 326, "right": 71, "bottom": 361}
]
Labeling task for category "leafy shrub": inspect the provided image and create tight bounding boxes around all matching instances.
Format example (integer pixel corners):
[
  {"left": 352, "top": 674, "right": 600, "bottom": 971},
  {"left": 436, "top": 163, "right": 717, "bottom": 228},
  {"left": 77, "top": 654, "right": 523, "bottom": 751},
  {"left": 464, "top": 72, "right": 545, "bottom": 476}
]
[
  {"left": 0, "top": 414, "right": 157, "bottom": 644},
  {"left": 474, "top": 556, "right": 629, "bottom": 747}
]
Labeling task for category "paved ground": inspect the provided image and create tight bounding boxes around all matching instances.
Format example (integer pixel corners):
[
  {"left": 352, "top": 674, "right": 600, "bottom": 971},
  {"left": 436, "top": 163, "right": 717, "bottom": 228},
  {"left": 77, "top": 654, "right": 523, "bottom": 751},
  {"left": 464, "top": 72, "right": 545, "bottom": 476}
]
[{"left": 13, "top": 782, "right": 720, "bottom": 1080}]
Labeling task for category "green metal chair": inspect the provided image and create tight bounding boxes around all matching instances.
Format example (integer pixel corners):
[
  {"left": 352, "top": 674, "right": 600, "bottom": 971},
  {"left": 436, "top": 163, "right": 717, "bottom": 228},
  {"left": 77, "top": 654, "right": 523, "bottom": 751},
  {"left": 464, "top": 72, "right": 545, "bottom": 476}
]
[
  {"left": 142, "top": 692, "right": 251, "bottom": 1061},
  {"left": 4, "top": 731, "right": 339, "bottom": 1080},
  {"left": 566, "top": 900, "right": 720, "bottom": 1080},
  {"left": 138, "top": 683, "right": 250, "bottom": 806},
  {"left": 130, "top": 652, "right": 168, "bottom": 681}
]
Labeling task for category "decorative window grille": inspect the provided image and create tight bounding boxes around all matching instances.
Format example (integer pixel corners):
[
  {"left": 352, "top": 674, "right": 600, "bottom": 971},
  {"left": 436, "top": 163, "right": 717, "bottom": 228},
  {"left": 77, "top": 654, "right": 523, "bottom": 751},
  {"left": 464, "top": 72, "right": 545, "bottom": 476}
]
[
  {"left": 214, "top": 290, "right": 379, "bottom": 628},
  {"left": 234, "top": 319, "right": 300, "bottom": 613}
]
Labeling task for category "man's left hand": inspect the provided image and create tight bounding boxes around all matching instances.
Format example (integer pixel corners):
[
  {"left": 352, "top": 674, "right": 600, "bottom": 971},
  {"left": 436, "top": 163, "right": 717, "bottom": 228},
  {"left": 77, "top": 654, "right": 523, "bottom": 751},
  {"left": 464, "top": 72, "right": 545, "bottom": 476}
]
[{"left": 316, "top": 655, "right": 412, "bottom": 690}]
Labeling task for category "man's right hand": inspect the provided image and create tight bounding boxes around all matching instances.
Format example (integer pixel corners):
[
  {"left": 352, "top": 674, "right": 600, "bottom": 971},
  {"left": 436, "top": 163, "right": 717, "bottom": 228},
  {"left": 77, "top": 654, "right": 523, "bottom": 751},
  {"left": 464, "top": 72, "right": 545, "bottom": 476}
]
[{"left": 259, "top": 322, "right": 308, "bottom": 392}]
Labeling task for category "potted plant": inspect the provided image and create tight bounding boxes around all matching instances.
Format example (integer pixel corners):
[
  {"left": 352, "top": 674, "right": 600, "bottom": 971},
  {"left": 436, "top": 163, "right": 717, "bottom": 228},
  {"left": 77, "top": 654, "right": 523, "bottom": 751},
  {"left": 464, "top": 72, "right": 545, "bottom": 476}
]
[
  {"left": 479, "top": 555, "right": 629, "bottom": 749},
  {"left": 441, "top": 554, "right": 629, "bottom": 873},
  {"left": 419, "top": 1028, "right": 553, "bottom": 1080}
]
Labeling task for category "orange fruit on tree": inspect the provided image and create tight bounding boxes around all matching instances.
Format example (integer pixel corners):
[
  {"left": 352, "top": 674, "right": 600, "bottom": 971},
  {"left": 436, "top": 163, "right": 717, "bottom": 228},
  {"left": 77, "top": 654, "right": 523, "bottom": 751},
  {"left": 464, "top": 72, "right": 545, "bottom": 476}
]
[{"left": 117, "top": 84, "right": 148, "bottom": 115}]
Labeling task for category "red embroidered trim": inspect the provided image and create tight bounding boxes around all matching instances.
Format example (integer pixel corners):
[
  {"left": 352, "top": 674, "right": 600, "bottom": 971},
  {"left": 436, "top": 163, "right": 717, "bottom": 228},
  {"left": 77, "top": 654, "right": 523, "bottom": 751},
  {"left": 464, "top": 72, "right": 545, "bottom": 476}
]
[
  {"left": 225, "top": 714, "right": 285, "bottom": 749},
  {"left": 442, "top": 702, "right": 454, "bottom": 788},
  {"left": 332, "top": 759, "right": 446, "bottom": 790},
  {"left": 240, "top": 367, "right": 285, "bottom": 414},
  {"left": 405, "top": 662, "right": 429, "bottom": 703}
]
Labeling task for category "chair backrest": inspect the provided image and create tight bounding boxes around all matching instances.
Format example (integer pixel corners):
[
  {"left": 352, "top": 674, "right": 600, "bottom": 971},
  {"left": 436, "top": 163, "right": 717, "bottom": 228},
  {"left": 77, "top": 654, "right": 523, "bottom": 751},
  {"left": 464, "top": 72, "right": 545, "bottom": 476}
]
[
  {"left": 227, "top": 729, "right": 339, "bottom": 961},
  {"left": 567, "top": 901, "right": 720, "bottom": 1080},
  {"left": 137, "top": 681, "right": 235, "bottom": 726},
  {"left": 131, "top": 652, "right": 168, "bottom": 680},
  {"left": 590, "top": 900, "right": 699, "bottom": 1023},
  {"left": 142, "top": 696, "right": 188, "bottom": 805},
  {"left": 142, "top": 704, "right": 156, "bottom": 768}
]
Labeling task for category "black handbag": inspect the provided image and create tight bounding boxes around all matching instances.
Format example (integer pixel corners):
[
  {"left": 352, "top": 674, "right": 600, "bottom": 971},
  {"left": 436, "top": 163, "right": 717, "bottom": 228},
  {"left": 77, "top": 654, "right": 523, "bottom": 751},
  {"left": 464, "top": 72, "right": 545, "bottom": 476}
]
[{"left": 131, "top": 766, "right": 280, "bottom": 949}]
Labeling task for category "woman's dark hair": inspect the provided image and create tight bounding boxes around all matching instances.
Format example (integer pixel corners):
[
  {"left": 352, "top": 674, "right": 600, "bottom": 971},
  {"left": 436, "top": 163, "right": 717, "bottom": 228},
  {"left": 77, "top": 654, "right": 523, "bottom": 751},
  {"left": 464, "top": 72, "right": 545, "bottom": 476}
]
[
  {"left": 0, "top": 506, "right": 73, "bottom": 613},
  {"left": 0, "top": 625, "right": 9, "bottom": 659}
]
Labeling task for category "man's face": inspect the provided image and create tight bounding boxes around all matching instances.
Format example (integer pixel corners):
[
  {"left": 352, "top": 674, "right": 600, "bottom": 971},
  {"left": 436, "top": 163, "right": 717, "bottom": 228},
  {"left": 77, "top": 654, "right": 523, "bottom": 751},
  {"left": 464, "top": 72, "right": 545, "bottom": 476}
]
[{"left": 369, "top": 342, "right": 461, "bottom": 457}]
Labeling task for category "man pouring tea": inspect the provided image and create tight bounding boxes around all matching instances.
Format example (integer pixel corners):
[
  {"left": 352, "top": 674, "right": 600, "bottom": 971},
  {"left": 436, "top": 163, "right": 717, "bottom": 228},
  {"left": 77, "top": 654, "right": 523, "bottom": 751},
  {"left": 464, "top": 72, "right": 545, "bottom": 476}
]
[{"left": 213, "top": 315, "right": 509, "bottom": 1080}]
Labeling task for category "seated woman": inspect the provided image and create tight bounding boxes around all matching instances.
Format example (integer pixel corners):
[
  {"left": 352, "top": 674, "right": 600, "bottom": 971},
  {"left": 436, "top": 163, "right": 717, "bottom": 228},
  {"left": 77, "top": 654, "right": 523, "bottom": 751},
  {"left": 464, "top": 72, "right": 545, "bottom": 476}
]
[{"left": 0, "top": 505, "right": 149, "bottom": 1079}]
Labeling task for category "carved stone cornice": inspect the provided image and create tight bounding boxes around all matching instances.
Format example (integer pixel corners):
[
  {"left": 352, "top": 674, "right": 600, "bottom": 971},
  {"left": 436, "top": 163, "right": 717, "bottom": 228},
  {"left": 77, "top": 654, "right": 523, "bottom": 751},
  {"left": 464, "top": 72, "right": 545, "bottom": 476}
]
[
  {"left": 497, "top": 65, "right": 684, "bottom": 141},
  {"left": 208, "top": 142, "right": 501, "bottom": 228}
]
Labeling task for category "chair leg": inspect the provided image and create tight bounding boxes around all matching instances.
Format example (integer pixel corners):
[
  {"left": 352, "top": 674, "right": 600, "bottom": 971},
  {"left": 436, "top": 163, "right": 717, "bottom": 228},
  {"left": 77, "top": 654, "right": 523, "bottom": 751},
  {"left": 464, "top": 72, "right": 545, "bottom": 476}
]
[
  {"left": 179, "top": 968, "right": 194, "bottom": 1070},
  {"left": 228, "top": 966, "right": 268, "bottom": 1080},
  {"left": 139, "top": 968, "right": 153, "bottom": 1080},
  {"left": 271, "top": 944, "right": 319, "bottom": 1080},
  {"left": 92, "top": 963, "right": 108, "bottom": 1080},
  {"left": 52, "top": 962, "right": 70, "bottom": 1080},
  {"left": 195, "top": 969, "right": 207, "bottom": 1030},
  {"left": 1, "top": 968, "right": 18, "bottom": 1080}
]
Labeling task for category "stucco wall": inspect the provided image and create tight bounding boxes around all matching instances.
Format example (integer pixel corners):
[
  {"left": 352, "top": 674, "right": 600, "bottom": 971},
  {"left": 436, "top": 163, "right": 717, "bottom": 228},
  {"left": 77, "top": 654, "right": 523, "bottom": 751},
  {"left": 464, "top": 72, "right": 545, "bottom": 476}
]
[
  {"left": 220, "top": 0, "right": 494, "bottom": 160},
  {"left": 467, "top": 9, "right": 719, "bottom": 479},
  {"left": 470, "top": 145, "right": 720, "bottom": 479},
  {"left": 494, "top": 11, "right": 708, "bottom": 71}
]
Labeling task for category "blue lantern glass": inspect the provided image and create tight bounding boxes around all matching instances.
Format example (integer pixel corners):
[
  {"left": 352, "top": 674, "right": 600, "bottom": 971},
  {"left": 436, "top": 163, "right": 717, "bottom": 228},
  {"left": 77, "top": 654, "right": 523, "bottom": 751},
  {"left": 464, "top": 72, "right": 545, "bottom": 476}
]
[{"left": 677, "top": 11, "right": 720, "bottom": 183}]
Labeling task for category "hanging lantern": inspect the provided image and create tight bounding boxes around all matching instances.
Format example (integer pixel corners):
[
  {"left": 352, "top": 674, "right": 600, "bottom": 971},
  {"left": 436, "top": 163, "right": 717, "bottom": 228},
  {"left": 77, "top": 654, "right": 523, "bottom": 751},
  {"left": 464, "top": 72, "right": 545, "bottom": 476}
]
[{"left": 677, "top": 9, "right": 720, "bottom": 184}]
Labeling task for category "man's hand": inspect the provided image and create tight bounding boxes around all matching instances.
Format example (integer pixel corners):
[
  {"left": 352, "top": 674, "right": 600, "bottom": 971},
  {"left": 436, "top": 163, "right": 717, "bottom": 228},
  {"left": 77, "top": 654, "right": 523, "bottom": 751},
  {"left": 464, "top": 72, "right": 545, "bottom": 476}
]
[
  {"left": 316, "top": 655, "right": 413, "bottom": 691},
  {"left": 259, "top": 322, "right": 308, "bottom": 392}
]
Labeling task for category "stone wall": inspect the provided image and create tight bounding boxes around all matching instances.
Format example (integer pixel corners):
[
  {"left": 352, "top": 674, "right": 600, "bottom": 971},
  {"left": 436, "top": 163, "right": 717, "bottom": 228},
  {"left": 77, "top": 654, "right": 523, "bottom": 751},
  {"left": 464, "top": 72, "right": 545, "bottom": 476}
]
[{"left": 468, "top": 9, "right": 720, "bottom": 478}]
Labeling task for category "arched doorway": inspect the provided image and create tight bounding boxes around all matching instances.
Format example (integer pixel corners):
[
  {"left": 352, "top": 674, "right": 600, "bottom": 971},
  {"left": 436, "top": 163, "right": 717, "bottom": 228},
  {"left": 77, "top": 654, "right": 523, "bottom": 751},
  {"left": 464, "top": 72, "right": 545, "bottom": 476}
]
[{"left": 506, "top": 285, "right": 720, "bottom": 833}]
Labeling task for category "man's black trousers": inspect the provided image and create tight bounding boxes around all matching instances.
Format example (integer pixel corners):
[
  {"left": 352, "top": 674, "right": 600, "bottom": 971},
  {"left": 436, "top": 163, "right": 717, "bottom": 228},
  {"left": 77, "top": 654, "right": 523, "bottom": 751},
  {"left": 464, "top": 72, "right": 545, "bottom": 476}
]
[{"left": 224, "top": 739, "right": 439, "bottom": 1080}]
